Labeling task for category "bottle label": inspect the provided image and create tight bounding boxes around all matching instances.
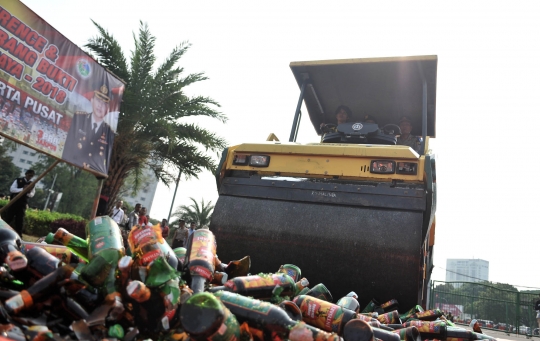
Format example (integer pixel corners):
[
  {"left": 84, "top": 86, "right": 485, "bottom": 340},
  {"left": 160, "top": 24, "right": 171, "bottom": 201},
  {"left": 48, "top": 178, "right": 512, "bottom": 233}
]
[
  {"left": 54, "top": 228, "right": 73, "bottom": 245},
  {"left": 141, "top": 248, "right": 161, "bottom": 265},
  {"left": 377, "top": 311, "right": 399, "bottom": 324},
  {"left": 188, "top": 230, "right": 217, "bottom": 276},
  {"left": 191, "top": 265, "right": 213, "bottom": 280},
  {"left": 88, "top": 217, "right": 123, "bottom": 257},
  {"left": 227, "top": 274, "right": 287, "bottom": 292},
  {"left": 298, "top": 297, "right": 344, "bottom": 333},
  {"left": 413, "top": 309, "right": 442, "bottom": 320},
  {"left": 380, "top": 299, "right": 398, "bottom": 309},
  {"left": 416, "top": 321, "right": 443, "bottom": 333}
]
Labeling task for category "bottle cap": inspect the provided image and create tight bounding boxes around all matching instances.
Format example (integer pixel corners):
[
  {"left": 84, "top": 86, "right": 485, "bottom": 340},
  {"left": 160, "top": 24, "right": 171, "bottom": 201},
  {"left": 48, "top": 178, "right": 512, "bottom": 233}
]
[{"left": 45, "top": 233, "right": 54, "bottom": 244}]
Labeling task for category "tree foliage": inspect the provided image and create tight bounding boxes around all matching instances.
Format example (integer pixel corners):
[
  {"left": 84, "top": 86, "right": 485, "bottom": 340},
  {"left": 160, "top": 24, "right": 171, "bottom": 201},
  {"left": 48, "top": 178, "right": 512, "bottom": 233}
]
[
  {"left": 84, "top": 21, "right": 227, "bottom": 213},
  {"left": 0, "top": 143, "right": 20, "bottom": 196},
  {"left": 172, "top": 197, "right": 214, "bottom": 227},
  {"left": 31, "top": 156, "right": 99, "bottom": 217},
  {"left": 432, "top": 281, "right": 539, "bottom": 326}
]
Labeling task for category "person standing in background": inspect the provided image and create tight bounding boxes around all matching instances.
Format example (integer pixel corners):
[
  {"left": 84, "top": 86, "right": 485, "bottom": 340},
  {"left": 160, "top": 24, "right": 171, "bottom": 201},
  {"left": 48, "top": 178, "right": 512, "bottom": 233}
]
[
  {"left": 188, "top": 221, "right": 197, "bottom": 238},
  {"left": 171, "top": 219, "right": 189, "bottom": 249},
  {"left": 160, "top": 218, "right": 170, "bottom": 239},
  {"left": 127, "top": 203, "right": 141, "bottom": 230},
  {"left": 1, "top": 169, "right": 35, "bottom": 236},
  {"left": 110, "top": 200, "right": 125, "bottom": 225},
  {"left": 138, "top": 207, "right": 148, "bottom": 226}
]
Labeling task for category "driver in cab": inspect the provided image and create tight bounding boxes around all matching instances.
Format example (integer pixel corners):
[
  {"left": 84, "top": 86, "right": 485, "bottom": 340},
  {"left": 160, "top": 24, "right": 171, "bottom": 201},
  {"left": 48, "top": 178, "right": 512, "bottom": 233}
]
[
  {"left": 396, "top": 116, "right": 422, "bottom": 153},
  {"left": 320, "top": 105, "right": 352, "bottom": 134}
]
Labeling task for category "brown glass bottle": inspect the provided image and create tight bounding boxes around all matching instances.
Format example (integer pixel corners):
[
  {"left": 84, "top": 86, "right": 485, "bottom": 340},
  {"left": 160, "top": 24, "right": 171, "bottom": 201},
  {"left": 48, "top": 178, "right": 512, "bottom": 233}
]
[
  {"left": 379, "top": 299, "right": 399, "bottom": 312},
  {"left": 293, "top": 294, "right": 357, "bottom": 335},
  {"left": 0, "top": 218, "right": 27, "bottom": 271},
  {"left": 407, "top": 308, "right": 443, "bottom": 321},
  {"left": 214, "top": 291, "right": 341, "bottom": 341},
  {"left": 208, "top": 273, "right": 296, "bottom": 300},
  {"left": 24, "top": 246, "right": 60, "bottom": 279},
  {"left": 184, "top": 229, "right": 217, "bottom": 293},
  {"left": 5, "top": 265, "right": 73, "bottom": 314},
  {"left": 180, "top": 292, "right": 240, "bottom": 341},
  {"left": 372, "top": 326, "right": 401, "bottom": 341},
  {"left": 343, "top": 319, "right": 374, "bottom": 341},
  {"left": 377, "top": 310, "right": 401, "bottom": 324},
  {"left": 392, "top": 326, "right": 421, "bottom": 341}
]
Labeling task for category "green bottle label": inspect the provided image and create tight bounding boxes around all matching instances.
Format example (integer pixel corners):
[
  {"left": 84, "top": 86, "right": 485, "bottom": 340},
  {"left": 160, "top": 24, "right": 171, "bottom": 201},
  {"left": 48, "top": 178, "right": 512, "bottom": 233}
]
[{"left": 88, "top": 217, "right": 123, "bottom": 258}]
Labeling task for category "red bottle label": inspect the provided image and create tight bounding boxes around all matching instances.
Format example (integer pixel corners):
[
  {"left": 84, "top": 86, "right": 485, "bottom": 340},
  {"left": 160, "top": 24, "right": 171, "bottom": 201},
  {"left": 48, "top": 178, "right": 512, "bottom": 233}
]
[
  {"left": 192, "top": 265, "right": 212, "bottom": 280},
  {"left": 141, "top": 249, "right": 161, "bottom": 265}
]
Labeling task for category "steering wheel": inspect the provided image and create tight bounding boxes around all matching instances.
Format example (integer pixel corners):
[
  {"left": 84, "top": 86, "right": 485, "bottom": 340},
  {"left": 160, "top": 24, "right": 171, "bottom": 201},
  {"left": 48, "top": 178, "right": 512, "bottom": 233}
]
[
  {"left": 382, "top": 124, "right": 401, "bottom": 135},
  {"left": 320, "top": 123, "right": 336, "bottom": 133}
]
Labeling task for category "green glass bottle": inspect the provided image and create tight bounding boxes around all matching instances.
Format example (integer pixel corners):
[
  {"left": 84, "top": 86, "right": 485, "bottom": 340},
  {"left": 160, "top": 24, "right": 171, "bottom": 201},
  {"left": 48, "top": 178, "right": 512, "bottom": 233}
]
[
  {"left": 46, "top": 227, "right": 89, "bottom": 262},
  {"left": 208, "top": 273, "right": 296, "bottom": 300},
  {"left": 79, "top": 216, "right": 124, "bottom": 296},
  {"left": 361, "top": 298, "right": 380, "bottom": 313},
  {"left": 305, "top": 283, "right": 333, "bottom": 302},
  {"left": 180, "top": 292, "right": 240, "bottom": 341},
  {"left": 213, "top": 291, "right": 341, "bottom": 341},
  {"left": 399, "top": 305, "right": 423, "bottom": 321},
  {"left": 277, "top": 264, "right": 302, "bottom": 281},
  {"left": 173, "top": 247, "right": 187, "bottom": 270}
]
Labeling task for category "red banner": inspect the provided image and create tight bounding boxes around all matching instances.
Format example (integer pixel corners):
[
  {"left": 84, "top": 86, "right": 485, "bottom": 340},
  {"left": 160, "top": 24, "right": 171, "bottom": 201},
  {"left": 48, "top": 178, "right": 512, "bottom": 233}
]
[{"left": 0, "top": 1, "right": 125, "bottom": 177}]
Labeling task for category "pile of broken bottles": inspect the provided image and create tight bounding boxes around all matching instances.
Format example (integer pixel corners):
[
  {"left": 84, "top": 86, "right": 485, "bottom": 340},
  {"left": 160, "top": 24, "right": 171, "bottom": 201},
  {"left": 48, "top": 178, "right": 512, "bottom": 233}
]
[{"left": 0, "top": 217, "right": 497, "bottom": 341}]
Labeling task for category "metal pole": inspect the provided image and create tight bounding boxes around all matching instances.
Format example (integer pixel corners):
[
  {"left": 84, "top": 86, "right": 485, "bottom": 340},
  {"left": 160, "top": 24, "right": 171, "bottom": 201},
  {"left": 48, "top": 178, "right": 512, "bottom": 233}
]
[
  {"left": 421, "top": 79, "right": 427, "bottom": 155},
  {"left": 0, "top": 159, "right": 61, "bottom": 214},
  {"left": 167, "top": 171, "right": 181, "bottom": 222},
  {"left": 289, "top": 79, "right": 308, "bottom": 142},
  {"left": 43, "top": 173, "right": 58, "bottom": 210},
  {"left": 90, "top": 179, "right": 104, "bottom": 219}
]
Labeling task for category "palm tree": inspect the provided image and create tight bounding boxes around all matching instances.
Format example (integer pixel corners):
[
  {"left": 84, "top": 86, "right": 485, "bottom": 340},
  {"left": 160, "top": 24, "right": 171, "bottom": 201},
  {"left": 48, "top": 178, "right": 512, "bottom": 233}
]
[
  {"left": 172, "top": 197, "right": 214, "bottom": 227},
  {"left": 84, "top": 21, "right": 227, "bottom": 212}
]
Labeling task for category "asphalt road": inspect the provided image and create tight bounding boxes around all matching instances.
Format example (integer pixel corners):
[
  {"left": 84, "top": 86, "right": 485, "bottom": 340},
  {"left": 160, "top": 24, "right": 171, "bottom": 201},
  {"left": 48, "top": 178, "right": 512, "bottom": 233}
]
[{"left": 453, "top": 323, "right": 539, "bottom": 341}]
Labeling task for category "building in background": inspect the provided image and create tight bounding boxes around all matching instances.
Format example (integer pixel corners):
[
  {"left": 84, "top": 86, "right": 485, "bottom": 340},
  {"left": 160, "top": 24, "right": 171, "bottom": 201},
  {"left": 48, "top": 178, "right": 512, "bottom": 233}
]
[
  {"left": 122, "top": 167, "right": 159, "bottom": 217},
  {"left": 446, "top": 259, "right": 489, "bottom": 284}
]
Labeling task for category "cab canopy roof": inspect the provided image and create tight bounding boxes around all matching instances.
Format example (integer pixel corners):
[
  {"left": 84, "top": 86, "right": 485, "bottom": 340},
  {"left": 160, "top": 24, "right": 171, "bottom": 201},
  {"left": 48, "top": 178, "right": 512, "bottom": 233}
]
[{"left": 290, "top": 55, "right": 437, "bottom": 137}]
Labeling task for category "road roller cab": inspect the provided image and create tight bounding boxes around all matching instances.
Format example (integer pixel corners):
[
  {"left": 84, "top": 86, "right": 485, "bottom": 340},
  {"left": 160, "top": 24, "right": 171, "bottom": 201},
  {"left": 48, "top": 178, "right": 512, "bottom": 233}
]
[{"left": 212, "top": 55, "right": 438, "bottom": 310}]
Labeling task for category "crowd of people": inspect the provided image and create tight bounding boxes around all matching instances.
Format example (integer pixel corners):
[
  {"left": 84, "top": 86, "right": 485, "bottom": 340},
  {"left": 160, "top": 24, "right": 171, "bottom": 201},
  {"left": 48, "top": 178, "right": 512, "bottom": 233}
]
[
  {"left": 109, "top": 200, "right": 198, "bottom": 248},
  {"left": 1, "top": 181, "right": 199, "bottom": 249}
]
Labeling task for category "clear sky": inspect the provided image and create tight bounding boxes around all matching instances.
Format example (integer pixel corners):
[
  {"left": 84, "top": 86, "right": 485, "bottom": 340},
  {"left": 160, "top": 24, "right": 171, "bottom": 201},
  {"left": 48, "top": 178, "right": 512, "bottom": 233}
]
[{"left": 22, "top": 0, "right": 540, "bottom": 289}]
